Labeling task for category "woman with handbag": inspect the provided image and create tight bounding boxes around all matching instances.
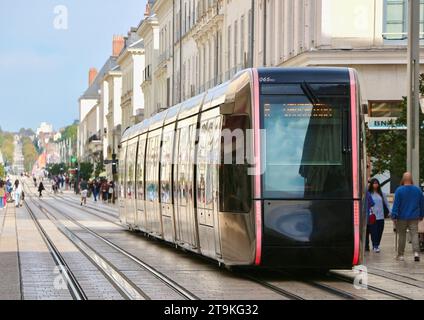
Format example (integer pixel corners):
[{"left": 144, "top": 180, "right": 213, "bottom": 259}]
[
  {"left": 368, "top": 178, "right": 391, "bottom": 253},
  {"left": 365, "top": 188, "right": 376, "bottom": 252}
]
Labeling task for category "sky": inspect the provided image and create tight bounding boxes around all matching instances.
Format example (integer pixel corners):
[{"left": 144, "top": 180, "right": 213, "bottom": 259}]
[{"left": 0, "top": 0, "right": 147, "bottom": 133}]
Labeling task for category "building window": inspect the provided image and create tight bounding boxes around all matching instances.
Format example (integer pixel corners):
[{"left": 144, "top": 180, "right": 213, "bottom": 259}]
[
  {"left": 234, "top": 20, "right": 238, "bottom": 69},
  {"left": 228, "top": 25, "right": 232, "bottom": 74},
  {"left": 383, "top": 0, "right": 424, "bottom": 40},
  {"left": 369, "top": 101, "right": 403, "bottom": 118},
  {"left": 240, "top": 15, "right": 245, "bottom": 67}
]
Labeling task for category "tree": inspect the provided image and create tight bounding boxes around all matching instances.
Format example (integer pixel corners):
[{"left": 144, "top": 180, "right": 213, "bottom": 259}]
[
  {"left": 22, "top": 137, "right": 39, "bottom": 172},
  {"left": 367, "top": 75, "right": 424, "bottom": 184},
  {"left": 19, "top": 128, "right": 35, "bottom": 137},
  {"left": 0, "top": 164, "right": 5, "bottom": 179},
  {"left": 47, "top": 163, "right": 68, "bottom": 176},
  {"left": 79, "top": 162, "right": 94, "bottom": 181},
  {"left": 0, "top": 133, "right": 15, "bottom": 166},
  {"left": 59, "top": 124, "right": 78, "bottom": 142}
]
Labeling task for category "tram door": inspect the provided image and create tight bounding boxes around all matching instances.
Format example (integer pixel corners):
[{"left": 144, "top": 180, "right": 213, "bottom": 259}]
[
  {"left": 118, "top": 142, "right": 127, "bottom": 225},
  {"left": 125, "top": 140, "right": 137, "bottom": 227},
  {"left": 174, "top": 117, "right": 199, "bottom": 249},
  {"left": 196, "top": 114, "right": 223, "bottom": 258},
  {"left": 160, "top": 125, "right": 176, "bottom": 242},
  {"left": 145, "top": 130, "right": 163, "bottom": 237},
  {"left": 135, "top": 137, "right": 147, "bottom": 231}
]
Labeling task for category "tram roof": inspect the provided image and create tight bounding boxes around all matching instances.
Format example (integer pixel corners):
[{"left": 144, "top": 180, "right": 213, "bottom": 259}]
[
  {"left": 256, "top": 67, "right": 351, "bottom": 83},
  {"left": 121, "top": 77, "right": 234, "bottom": 142}
]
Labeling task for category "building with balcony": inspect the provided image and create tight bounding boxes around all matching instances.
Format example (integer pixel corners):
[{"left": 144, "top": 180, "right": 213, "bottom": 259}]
[
  {"left": 104, "top": 65, "right": 123, "bottom": 181},
  {"left": 117, "top": 28, "right": 146, "bottom": 132},
  {"left": 138, "top": 3, "right": 160, "bottom": 118},
  {"left": 78, "top": 36, "right": 124, "bottom": 167}
]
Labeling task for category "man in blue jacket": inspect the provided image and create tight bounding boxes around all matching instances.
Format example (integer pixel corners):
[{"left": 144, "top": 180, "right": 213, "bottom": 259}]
[{"left": 392, "top": 172, "right": 424, "bottom": 262}]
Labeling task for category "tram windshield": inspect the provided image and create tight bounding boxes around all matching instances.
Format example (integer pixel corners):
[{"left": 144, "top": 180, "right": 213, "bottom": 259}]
[{"left": 261, "top": 83, "right": 353, "bottom": 199}]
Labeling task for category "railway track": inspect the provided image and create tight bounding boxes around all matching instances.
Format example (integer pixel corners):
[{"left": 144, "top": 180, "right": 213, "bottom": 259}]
[
  {"left": 22, "top": 179, "right": 422, "bottom": 300},
  {"left": 55, "top": 194, "right": 119, "bottom": 219},
  {"left": 24, "top": 183, "right": 198, "bottom": 300},
  {"left": 328, "top": 271, "right": 414, "bottom": 300},
  {"left": 366, "top": 267, "right": 424, "bottom": 289},
  {"left": 23, "top": 200, "right": 87, "bottom": 300}
]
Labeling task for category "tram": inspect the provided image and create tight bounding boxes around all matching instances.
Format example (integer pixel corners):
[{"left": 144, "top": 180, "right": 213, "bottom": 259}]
[{"left": 119, "top": 68, "right": 367, "bottom": 269}]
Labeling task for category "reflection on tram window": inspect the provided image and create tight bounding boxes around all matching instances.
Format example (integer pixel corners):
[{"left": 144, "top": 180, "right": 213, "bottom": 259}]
[
  {"left": 161, "top": 130, "right": 174, "bottom": 204},
  {"left": 137, "top": 138, "right": 146, "bottom": 201},
  {"left": 262, "top": 92, "right": 352, "bottom": 199},
  {"left": 219, "top": 115, "right": 252, "bottom": 213},
  {"left": 146, "top": 135, "right": 160, "bottom": 202}
]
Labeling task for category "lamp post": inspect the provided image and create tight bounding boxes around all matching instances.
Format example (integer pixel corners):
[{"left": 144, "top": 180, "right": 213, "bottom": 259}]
[{"left": 407, "top": 0, "right": 421, "bottom": 185}]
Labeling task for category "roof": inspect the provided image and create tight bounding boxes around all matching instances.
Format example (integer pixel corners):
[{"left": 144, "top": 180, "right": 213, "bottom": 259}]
[
  {"left": 80, "top": 56, "right": 118, "bottom": 100},
  {"left": 129, "top": 38, "right": 144, "bottom": 50}
]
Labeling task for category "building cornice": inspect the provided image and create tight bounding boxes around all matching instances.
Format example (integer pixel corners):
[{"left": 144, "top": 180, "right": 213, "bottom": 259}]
[
  {"left": 137, "top": 16, "right": 159, "bottom": 38},
  {"left": 280, "top": 47, "right": 424, "bottom": 67},
  {"left": 152, "top": 0, "right": 172, "bottom": 18}
]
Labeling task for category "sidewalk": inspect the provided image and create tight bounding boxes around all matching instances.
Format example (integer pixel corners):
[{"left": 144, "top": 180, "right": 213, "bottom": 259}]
[
  {"left": 364, "top": 219, "right": 424, "bottom": 283},
  {"left": 0, "top": 204, "right": 21, "bottom": 300}
]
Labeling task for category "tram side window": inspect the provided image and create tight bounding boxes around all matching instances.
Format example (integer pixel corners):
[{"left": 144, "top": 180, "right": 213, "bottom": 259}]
[
  {"left": 161, "top": 130, "right": 174, "bottom": 204},
  {"left": 119, "top": 145, "right": 127, "bottom": 200},
  {"left": 126, "top": 143, "right": 137, "bottom": 200},
  {"left": 137, "top": 138, "right": 147, "bottom": 201},
  {"left": 146, "top": 135, "right": 160, "bottom": 202},
  {"left": 219, "top": 114, "right": 252, "bottom": 213}
]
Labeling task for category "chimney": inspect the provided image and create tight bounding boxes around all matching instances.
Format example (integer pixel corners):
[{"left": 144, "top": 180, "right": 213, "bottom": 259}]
[
  {"left": 89, "top": 68, "right": 98, "bottom": 86},
  {"left": 112, "top": 35, "right": 125, "bottom": 57},
  {"left": 144, "top": 3, "right": 151, "bottom": 18}
]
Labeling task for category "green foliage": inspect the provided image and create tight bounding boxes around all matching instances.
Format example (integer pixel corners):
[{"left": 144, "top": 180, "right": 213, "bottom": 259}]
[
  {"left": 47, "top": 163, "right": 68, "bottom": 176},
  {"left": 94, "top": 157, "right": 105, "bottom": 178},
  {"left": 0, "top": 133, "right": 15, "bottom": 166},
  {"left": 79, "top": 162, "right": 94, "bottom": 181},
  {"left": 22, "top": 137, "right": 39, "bottom": 172},
  {"left": 367, "top": 75, "right": 424, "bottom": 184},
  {"left": 0, "top": 164, "right": 5, "bottom": 179},
  {"left": 19, "top": 128, "right": 35, "bottom": 137},
  {"left": 60, "top": 124, "right": 78, "bottom": 142}
]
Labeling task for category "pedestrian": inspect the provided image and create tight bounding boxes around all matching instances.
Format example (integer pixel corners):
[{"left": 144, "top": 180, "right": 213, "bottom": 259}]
[
  {"left": 101, "top": 180, "right": 109, "bottom": 202},
  {"left": 365, "top": 188, "right": 376, "bottom": 252},
  {"left": 38, "top": 182, "right": 45, "bottom": 198},
  {"left": 13, "top": 180, "right": 23, "bottom": 208},
  {"left": 0, "top": 180, "right": 5, "bottom": 210},
  {"left": 368, "top": 178, "right": 391, "bottom": 253},
  {"left": 392, "top": 172, "right": 424, "bottom": 262},
  {"left": 80, "top": 179, "right": 88, "bottom": 206},
  {"left": 33, "top": 176, "right": 37, "bottom": 188},
  {"left": 60, "top": 175, "right": 65, "bottom": 189},
  {"left": 108, "top": 181, "right": 114, "bottom": 204},
  {"left": 91, "top": 180, "right": 99, "bottom": 202}
]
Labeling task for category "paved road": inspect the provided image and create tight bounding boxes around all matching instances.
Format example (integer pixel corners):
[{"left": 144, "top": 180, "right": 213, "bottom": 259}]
[{"left": 0, "top": 178, "right": 423, "bottom": 300}]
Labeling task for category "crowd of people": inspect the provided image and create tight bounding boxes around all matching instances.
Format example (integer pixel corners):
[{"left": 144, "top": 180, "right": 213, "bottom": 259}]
[
  {"left": 0, "top": 177, "right": 24, "bottom": 209},
  {"left": 78, "top": 178, "right": 115, "bottom": 206}
]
